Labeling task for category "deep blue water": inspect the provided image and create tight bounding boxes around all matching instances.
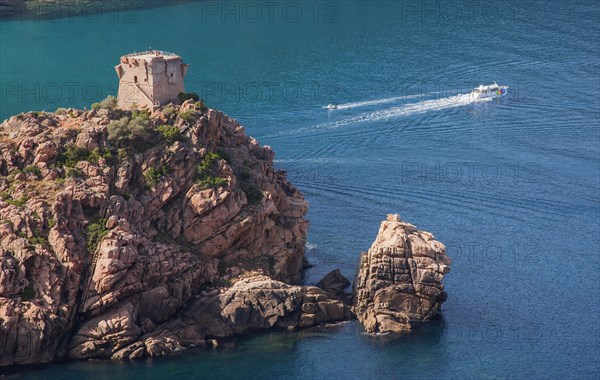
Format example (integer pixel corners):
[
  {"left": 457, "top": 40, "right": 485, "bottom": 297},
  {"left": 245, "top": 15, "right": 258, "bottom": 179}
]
[{"left": 1, "top": 1, "right": 599, "bottom": 378}]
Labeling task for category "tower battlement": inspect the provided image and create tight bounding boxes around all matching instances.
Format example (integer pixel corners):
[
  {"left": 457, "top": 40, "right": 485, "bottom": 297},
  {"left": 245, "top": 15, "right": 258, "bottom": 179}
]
[{"left": 115, "top": 50, "right": 189, "bottom": 109}]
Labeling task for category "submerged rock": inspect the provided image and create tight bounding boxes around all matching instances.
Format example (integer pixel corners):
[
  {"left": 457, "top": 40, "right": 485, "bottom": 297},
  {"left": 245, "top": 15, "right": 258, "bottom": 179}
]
[{"left": 352, "top": 214, "right": 451, "bottom": 334}]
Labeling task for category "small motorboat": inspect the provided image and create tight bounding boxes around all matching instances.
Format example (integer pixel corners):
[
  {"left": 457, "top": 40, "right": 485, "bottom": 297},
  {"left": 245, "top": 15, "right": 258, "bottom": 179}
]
[
  {"left": 325, "top": 104, "right": 338, "bottom": 110},
  {"left": 471, "top": 82, "right": 508, "bottom": 100}
]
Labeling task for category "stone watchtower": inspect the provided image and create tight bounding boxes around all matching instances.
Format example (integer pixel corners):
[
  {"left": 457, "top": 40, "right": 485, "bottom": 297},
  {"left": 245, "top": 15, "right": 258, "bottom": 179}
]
[{"left": 115, "top": 50, "right": 189, "bottom": 109}]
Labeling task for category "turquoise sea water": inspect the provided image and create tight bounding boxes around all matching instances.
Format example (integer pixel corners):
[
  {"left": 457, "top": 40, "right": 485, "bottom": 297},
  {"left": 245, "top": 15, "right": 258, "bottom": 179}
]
[{"left": 1, "top": 1, "right": 599, "bottom": 378}]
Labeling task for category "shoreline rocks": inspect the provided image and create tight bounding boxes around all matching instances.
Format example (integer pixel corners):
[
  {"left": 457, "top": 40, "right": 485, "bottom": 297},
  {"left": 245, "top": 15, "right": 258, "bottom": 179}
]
[{"left": 72, "top": 275, "right": 351, "bottom": 360}]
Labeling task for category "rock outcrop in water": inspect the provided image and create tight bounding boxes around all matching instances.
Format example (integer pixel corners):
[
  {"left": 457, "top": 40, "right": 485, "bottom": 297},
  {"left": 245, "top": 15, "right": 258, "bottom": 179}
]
[
  {"left": 353, "top": 214, "right": 451, "bottom": 334},
  {"left": 0, "top": 102, "right": 450, "bottom": 367},
  {"left": 0, "top": 102, "right": 355, "bottom": 366}
]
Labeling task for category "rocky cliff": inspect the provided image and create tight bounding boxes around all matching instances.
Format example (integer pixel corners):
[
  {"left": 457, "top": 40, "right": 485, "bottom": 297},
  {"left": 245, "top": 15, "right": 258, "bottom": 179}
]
[
  {"left": 353, "top": 214, "right": 451, "bottom": 334},
  {"left": 0, "top": 101, "right": 353, "bottom": 366}
]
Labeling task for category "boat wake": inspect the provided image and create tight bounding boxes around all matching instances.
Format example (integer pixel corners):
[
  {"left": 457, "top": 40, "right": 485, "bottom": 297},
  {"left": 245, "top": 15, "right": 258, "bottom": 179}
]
[
  {"left": 314, "top": 92, "right": 492, "bottom": 132},
  {"left": 263, "top": 90, "right": 496, "bottom": 140},
  {"left": 325, "top": 93, "right": 432, "bottom": 110},
  {"left": 323, "top": 91, "right": 450, "bottom": 111}
]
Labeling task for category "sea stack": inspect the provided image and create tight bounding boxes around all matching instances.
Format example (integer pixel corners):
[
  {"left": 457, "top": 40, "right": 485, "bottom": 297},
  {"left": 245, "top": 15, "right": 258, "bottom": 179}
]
[{"left": 353, "top": 214, "right": 451, "bottom": 334}]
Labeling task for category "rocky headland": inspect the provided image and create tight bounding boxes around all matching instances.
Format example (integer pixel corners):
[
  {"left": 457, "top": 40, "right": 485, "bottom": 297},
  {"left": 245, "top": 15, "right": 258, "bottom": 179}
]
[{"left": 0, "top": 101, "right": 450, "bottom": 367}]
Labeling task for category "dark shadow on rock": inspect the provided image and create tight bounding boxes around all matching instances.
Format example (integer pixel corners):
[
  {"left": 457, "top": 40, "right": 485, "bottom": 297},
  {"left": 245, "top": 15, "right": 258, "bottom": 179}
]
[{"left": 316, "top": 269, "right": 352, "bottom": 304}]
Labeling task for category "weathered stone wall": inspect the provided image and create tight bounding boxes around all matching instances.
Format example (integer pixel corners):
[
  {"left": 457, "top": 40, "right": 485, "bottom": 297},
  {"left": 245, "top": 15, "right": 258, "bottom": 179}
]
[{"left": 115, "top": 53, "right": 187, "bottom": 109}]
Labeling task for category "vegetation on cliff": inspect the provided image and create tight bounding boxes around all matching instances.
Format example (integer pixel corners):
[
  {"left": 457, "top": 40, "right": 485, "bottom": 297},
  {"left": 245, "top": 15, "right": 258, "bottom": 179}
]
[{"left": 0, "top": 99, "right": 311, "bottom": 365}]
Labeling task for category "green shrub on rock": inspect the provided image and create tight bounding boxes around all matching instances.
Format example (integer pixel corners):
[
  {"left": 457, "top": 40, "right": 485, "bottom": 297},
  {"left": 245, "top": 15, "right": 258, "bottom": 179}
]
[
  {"left": 56, "top": 145, "right": 114, "bottom": 168},
  {"left": 162, "top": 106, "right": 175, "bottom": 117},
  {"left": 65, "top": 167, "right": 83, "bottom": 178},
  {"left": 23, "top": 165, "right": 42, "bottom": 179},
  {"left": 46, "top": 218, "right": 56, "bottom": 229},
  {"left": 5, "top": 195, "right": 29, "bottom": 207},
  {"left": 20, "top": 285, "right": 35, "bottom": 301},
  {"left": 56, "top": 144, "right": 91, "bottom": 168},
  {"left": 240, "top": 183, "right": 263, "bottom": 205},
  {"left": 195, "top": 152, "right": 228, "bottom": 189},
  {"left": 157, "top": 125, "right": 184, "bottom": 144},
  {"left": 178, "top": 110, "right": 196, "bottom": 123},
  {"left": 107, "top": 115, "right": 152, "bottom": 148},
  {"left": 195, "top": 100, "right": 209, "bottom": 113},
  {"left": 132, "top": 109, "right": 151, "bottom": 120},
  {"left": 144, "top": 166, "right": 168, "bottom": 189},
  {"left": 197, "top": 152, "right": 221, "bottom": 177},
  {"left": 178, "top": 92, "right": 199, "bottom": 103},
  {"left": 117, "top": 148, "right": 129, "bottom": 159},
  {"left": 197, "top": 176, "right": 228, "bottom": 189},
  {"left": 0, "top": 219, "right": 14, "bottom": 228},
  {"left": 91, "top": 95, "right": 118, "bottom": 110},
  {"left": 85, "top": 218, "right": 108, "bottom": 254},
  {"left": 28, "top": 236, "right": 49, "bottom": 249},
  {"left": 107, "top": 117, "right": 130, "bottom": 142},
  {"left": 129, "top": 115, "right": 152, "bottom": 138}
]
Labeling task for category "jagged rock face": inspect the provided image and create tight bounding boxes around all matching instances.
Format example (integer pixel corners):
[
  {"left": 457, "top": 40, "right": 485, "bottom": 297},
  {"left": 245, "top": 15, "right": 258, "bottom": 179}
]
[
  {"left": 353, "top": 214, "right": 451, "bottom": 334},
  {"left": 106, "top": 274, "right": 351, "bottom": 360},
  {"left": 0, "top": 103, "right": 309, "bottom": 366},
  {"left": 317, "top": 269, "right": 352, "bottom": 303}
]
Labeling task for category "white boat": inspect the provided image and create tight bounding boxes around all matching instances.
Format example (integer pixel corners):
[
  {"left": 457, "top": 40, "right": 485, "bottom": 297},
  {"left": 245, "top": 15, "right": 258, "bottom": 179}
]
[
  {"left": 471, "top": 82, "right": 508, "bottom": 100},
  {"left": 325, "top": 104, "right": 338, "bottom": 110}
]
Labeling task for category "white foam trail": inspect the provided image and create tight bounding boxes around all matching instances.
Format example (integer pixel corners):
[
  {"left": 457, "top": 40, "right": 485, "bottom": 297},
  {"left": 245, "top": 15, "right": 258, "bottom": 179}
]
[
  {"left": 313, "top": 92, "right": 490, "bottom": 132},
  {"left": 328, "top": 93, "right": 434, "bottom": 110},
  {"left": 275, "top": 157, "right": 351, "bottom": 164},
  {"left": 305, "top": 242, "right": 318, "bottom": 250}
]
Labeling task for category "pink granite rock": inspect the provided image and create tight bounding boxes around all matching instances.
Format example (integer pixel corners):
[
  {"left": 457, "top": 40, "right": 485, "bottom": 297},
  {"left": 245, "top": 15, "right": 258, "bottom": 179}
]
[
  {"left": 0, "top": 105, "right": 309, "bottom": 366},
  {"left": 353, "top": 214, "right": 451, "bottom": 334}
]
